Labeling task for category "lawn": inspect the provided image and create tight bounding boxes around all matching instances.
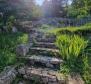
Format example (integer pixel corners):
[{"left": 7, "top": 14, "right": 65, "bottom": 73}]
[{"left": 39, "top": 23, "right": 91, "bottom": 35}]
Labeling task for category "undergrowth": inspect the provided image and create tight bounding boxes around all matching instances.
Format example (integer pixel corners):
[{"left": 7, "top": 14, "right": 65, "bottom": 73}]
[
  {"left": 56, "top": 34, "right": 91, "bottom": 84},
  {"left": 0, "top": 32, "right": 28, "bottom": 72}
]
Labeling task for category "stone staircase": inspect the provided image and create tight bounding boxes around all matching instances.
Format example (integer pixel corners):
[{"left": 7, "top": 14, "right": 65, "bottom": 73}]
[
  {"left": 28, "top": 47, "right": 60, "bottom": 57},
  {"left": 33, "top": 42, "right": 57, "bottom": 49},
  {"left": 16, "top": 31, "right": 66, "bottom": 84},
  {"left": 0, "top": 30, "right": 85, "bottom": 84}
]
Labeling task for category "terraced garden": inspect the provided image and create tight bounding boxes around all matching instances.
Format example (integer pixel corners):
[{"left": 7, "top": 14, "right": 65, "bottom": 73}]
[{"left": 0, "top": 23, "right": 91, "bottom": 84}]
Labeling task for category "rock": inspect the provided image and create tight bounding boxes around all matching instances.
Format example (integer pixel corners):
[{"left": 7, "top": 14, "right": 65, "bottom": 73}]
[
  {"left": 18, "top": 66, "right": 66, "bottom": 84},
  {"left": 18, "top": 82, "right": 24, "bottom": 84},
  {"left": 18, "top": 81, "right": 26, "bottom": 84},
  {"left": 22, "top": 55, "right": 63, "bottom": 69},
  {"left": 18, "top": 67, "right": 26, "bottom": 75},
  {"left": 16, "top": 44, "right": 30, "bottom": 56},
  {"left": 67, "top": 74, "right": 85, "bottom": 84},
  {"left": 12, "top": 26, "right": 18, "bottom": 33},
  {"left": 0, "top": 66, "right": 17, "bottom": 84}
]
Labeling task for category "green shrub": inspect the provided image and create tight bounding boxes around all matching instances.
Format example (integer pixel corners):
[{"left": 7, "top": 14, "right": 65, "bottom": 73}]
[
  {"left": 0, "top": 32, "right": 28, "bottom": 72},
  {"left": 6, "top": 16, "right": 15, "bottom": 32},
  {"left": 82, "top": 55, "right": 91, "bottom": 84}
]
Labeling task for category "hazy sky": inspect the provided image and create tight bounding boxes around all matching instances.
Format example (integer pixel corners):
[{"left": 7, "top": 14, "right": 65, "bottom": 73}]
[
  {"left": 35, "top": 0, "right": 44, "bottom": 5},
  {"left": 35, "top": 0, "right": 72, "bottom": 5}
]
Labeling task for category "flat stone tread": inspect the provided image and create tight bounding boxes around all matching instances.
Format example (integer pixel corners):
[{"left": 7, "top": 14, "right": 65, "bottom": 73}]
[
  {"left": 18, "top": 55, "right": 63, "bottom": 64},
  {"left": 35, "top": 38, "right": 55, "bottom": 43},
  {"left": 35, "top": 42, "right": 55, "bottom": 45},
  {"left": 30, "top": 47, "right": 59, "bottom": 53},
  {"left": 34, "top": 42, "right": 57, "bottom": 49}
]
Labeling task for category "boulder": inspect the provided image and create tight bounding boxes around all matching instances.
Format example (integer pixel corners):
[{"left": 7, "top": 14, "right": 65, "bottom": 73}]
[
  {"left": 12, "top": 26, "right": 18, "bottom": 33},
  {"left": 16, "top": 44, "right": 31, "bottom": 56}
]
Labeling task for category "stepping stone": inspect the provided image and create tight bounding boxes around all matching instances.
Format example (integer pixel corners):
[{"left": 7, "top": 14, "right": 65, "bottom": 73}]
[
  {"left": 34, "top": 42, "right": 58, "bottom": 49},
  {"left": 18, "top": 66, "right": 65, "bottom": 84},
  {"left": 18, "top": 55, "right": 63, "bottom": 68},
  {"left": 29, "top": 47, "right": 59, "bottom": 56}
]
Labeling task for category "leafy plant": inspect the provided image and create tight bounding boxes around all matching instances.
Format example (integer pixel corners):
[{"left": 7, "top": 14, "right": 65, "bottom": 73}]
[
  {"left": 82, "top": 55, "right": 91, "bottom": 84},
  {"left": 56, "top": 34, "right": 88, "bottom": 61},
  {"left": 56, "top": 34, "right": 91, "bottom": 84},
  {"left": 6, "top": 16, "right": 15, "bottom": 32},
  {"left": 0, "top": 32, "right": 28, "bottom": 72}
]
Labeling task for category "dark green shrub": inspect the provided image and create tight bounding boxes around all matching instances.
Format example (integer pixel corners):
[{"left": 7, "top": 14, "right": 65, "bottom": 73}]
[
  {"left": 0, "top": 32, "right": 28, "bottom": 72},
  {"left": 82, "top": 55, "right": 91, "bottom": 84},
  {"left": 6, "top": 16, "right": 15, "bottom": 32}
]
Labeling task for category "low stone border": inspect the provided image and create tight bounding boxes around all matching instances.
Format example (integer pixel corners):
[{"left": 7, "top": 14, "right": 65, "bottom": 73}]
[{"left": 0, "top": 66, "right": 17, "bottom": 84}]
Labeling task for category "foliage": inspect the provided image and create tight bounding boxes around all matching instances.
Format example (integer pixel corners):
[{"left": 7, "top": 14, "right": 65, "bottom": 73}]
[
  {"left": 56, "top": 35, "right": 88, "bottom": 61},
  {"left": 68, "top": 0, "right": 91, "bottom": 18},
  {"left": 6, "top": 16, "right": 15, "bottom": 32},
  {"left": 56, "top": 34, "right": 91, "bottom": 84},
  {"left": 0, "top": 13, "right": 15, "bottom": 32},
  {"left": 42, "top": 0, "right": 67, "bottom": 17},
  {"left": 0, "top": 14, "right": 4, "bottom": 30},
  {"left": 44, "top": 23, "right": 91, "bottom": 35},
  {"left": 30, "top": 5, "right": 43, "bottom": 19},
  {"left": 0, "top": 32, "right": 28, "bottom": 72},
  {"left": 82, "top": 55, "right": 91, "bottom": 84}
]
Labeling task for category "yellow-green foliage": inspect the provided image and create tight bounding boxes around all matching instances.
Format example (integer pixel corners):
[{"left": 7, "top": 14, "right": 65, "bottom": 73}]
[{"left": 56, "top": 34, "right": 88, "bottom": 61}]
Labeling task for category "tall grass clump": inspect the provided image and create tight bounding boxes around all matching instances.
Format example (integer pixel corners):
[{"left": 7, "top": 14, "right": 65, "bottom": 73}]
[
  {"left": 56, "top": 34, "right": 88, "bottom": 72},
  {"left": 56, "top": 34, "right": 88, "bottom": 61}
]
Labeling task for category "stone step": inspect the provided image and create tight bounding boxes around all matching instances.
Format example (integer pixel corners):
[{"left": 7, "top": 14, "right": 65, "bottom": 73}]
[
  {"left": 35, "top": 38, "right": 56, "bottom": 43},
  {"left": 18, "top": 66, "right": 65, "bottom": 84},
  {"left": 29, "top": 47, "right": 60, "bottom": 56},
  {"left": 33, "top": 42, "right": 58, "bottom": 49},
  {"left": 18, "top": 55, "right": 63, "bottom": 69},
  {"left": 28, "top": 31, "right": 56, "bottom": 43}
]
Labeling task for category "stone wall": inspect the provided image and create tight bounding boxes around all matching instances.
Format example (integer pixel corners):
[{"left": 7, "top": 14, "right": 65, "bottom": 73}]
[
  {"left": 18, "top": 66, "right": 66, "bottom": 84},
  {"left": 0, "top": 66, "right": 17, "bottom": 84},
  {"left": 33, "top": 17, "right": 91, "bottom": 27}
]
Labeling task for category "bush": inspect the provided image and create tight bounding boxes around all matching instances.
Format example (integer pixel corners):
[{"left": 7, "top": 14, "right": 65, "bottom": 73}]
[
  {"left": 82, "top": 55, "right": 91, "bottom": 84},
  {"left": 47, "top": 23, "right": 91, "bottom": 36},
  {"left": 6, "top": 16, "right": 15, "bottom": 32},
  {"left": 0, "top": 32, "right": 28, "bottom": 71}
]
